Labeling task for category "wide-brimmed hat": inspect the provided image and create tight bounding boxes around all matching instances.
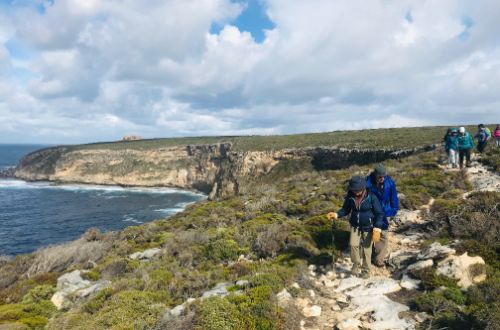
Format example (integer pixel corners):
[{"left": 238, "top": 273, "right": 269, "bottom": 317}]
[{"left": 348, "top": 176, "right": 366, "bottom": 192}]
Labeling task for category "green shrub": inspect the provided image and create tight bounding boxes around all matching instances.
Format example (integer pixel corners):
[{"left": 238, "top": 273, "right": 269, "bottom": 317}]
[
  {"left": 193, "top": 297, "right": 244, "bottom": 330},
  {"left": 83, "top": 288, "right": 114, "bottom": 314},
  {"left": 90, "top": 290, "right": 169, "bottom": 329},
  {"left": 205, "top": 238, "right": 240, "bottom": 262},
  {"left": 21, "top": 285, "right": 56, "bottom": 304},
  {"left": 410, "top": 268, "right": 458, "bottom": 290}
]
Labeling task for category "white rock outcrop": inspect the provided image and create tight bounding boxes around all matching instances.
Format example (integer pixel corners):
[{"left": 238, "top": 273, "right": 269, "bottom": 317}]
[
  {"left": 437, "top": 252, "right": 486, "bottom": 288},
  {"left": 129, "top": 248, "right": 162, "bottom": 260},
  {"left": 417, "top": 243, "right": 456, "bottom": 261},
  {"left": 50, "top": 270, "right": 110, "bottom": 310}
]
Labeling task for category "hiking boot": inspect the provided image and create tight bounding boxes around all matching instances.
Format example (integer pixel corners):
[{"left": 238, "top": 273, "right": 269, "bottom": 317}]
[{"left": 351, "top": 265, "right": 361, "bottom": 276}]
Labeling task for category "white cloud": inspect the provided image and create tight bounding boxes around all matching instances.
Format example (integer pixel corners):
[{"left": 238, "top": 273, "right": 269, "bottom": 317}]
[{"left": 0, "top": 0, "right": 499, "bottom": 144}]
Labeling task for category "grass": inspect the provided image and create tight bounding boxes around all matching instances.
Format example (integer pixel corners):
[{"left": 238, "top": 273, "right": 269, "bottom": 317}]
[{"left": 67, "top": 126, "right": 467, "bottom": 152}]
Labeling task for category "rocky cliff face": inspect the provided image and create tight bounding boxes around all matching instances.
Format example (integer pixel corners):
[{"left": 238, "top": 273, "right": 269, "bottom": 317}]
[{"left": 15, "top": 143, "right": 436, "bottom": 199}]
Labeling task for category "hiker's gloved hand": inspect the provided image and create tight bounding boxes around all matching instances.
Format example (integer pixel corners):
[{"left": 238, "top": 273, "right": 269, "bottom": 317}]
[
  {"left": 327, "top": 212, "right": 338, "bottom": 221},
  {"left": 372, "top": 228, "right": 382, "bottom": 243}
]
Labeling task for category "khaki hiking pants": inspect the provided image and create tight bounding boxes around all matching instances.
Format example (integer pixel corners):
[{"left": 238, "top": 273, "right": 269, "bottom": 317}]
[
  {"left": 373, "top": 230, "right": 390, "bottom": 266},
  {"left": 350, "top": 226, "right": 372, "bottom": 274}
]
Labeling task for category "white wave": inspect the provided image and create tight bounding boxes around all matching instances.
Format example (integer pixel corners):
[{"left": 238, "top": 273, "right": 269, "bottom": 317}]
[
  {"left": 123, "top": 216, "right": 143, "bottom": 224},
  {"left": 0, "top": 179, "right": 207, "bottom": 197},
  {"left": 154, "top": 201, "right": 196, "bottom": 214}
]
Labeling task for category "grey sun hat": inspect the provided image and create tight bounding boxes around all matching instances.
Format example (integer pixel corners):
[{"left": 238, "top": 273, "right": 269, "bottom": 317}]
[
  {"left": 373, "top": 163, "right": 387, "bottom": 177},
  {"left": 348, "top": 176, "right": 366, "bottom": 192}
]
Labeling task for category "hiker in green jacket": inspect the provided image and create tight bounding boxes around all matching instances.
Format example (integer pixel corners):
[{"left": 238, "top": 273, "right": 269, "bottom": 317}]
[{"left": 457, "top": 127, "right": 474, "bottom": 169}]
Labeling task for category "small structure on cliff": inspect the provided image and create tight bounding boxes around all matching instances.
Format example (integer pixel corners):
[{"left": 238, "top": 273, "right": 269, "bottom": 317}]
[{"left": 122, "top": 135, "right": 143, "bottom": 141}]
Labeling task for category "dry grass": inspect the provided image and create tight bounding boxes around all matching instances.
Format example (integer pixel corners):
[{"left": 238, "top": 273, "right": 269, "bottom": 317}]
[{"left": 27, "top": 239, "right": 112, "bottom": 277}]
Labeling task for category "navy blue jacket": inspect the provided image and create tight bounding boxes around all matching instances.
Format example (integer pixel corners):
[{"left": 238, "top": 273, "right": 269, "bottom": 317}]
[
  {"left": 337, "top": 191, "right": 384, "bottom": 232},
  {"left": 366, "top": 174, "right": 399, "bottom": 230}
]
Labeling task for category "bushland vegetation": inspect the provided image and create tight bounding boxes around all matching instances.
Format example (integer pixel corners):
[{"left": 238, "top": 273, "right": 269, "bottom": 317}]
[
  {"left": 71, "top": 126, "right": 476, "bottom": 152},
  {"left": 0, "top": 146, "right": 498, "bottom": 329}
]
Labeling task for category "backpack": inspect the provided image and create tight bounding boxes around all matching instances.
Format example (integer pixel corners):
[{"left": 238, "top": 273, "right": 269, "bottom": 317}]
[{"left": 485, "top": 127, "right": 492, "bottom": 140}]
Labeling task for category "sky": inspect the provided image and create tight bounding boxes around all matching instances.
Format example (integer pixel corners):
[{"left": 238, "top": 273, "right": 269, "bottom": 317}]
[{"left": 0, "top": 0, "right": 499, "bottom": 144}]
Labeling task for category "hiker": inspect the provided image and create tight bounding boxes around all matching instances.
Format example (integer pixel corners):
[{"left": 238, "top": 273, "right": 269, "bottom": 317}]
[
  {"left": 475, "top": 124, "right": 489, "bottom": 153},
  {"left": 327, "top": 176, "right": 384, "bottom": 278},
  {"left": 457, "top": 127, "right": 474, "bottom": 168},
  {"left": 494, "top": 125, "right": 500, "bottom": 147},
  {"left": 365, "top": 163, "right": 399, "bottom": 267},
  {"left": 444, "top": 128, "right": 459, "bottom": 168}
]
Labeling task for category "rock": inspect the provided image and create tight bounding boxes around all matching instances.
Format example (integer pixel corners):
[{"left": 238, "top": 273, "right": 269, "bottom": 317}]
[
  {"left": 308, "top": 289, "right": 316, "bottom": 298},
  {"left": 345, "top": 277, "right": 401, "bottom": 297},
  {"left": 400, "top": 275, "right": 421, "bottom": 290},
  {"left": 56, "top": 270, "right": 91, "bottom": 292},
  {"left": 51, "top": 291, "right": 69, "bottom": 310},
  {"left": 129, "top": 248, "right": 162, "bottom": 260},
  {"left": 303, "top": 305, "right": 322, "bottom": 317},
  {"left": 276, "top": 289, "right": 292, "bottom": 307},
  {"left": 336, "top": 318, "right": 361, "bottom": 330},
  {"left": 236, "top": 280, "right": 249, "bottom": 287},
  {"left": 296, "top": 298, "right": 310, "bottom": 309},
  {"left": 51, "top": 270, "right": 110, "bottom": 310},
  {"left": 201, "top": 282, "right": 231, "bottom": 299},
  {"left": 388, "top": 250, "right": 418, "bottom": 269},
  {"left": 418, "top": 243, "right": 455, "bottom": 260},
  {"left": 169, "top": 304, "right": 186, "bottom": 317},
  {"left": 291, "top": 282, "right": 301, "bottom": 289},
  {"left": 77, "top": 280, "right": 111, "bottom": 298},
  {"left": 414, "top": 312, "right": 431, "bottom": 323},
  {"left": 396, "top": 209, "right": 422, "bottom": 224},
  {"left": 436, "top": 252, "right": 486, "bottom": 288},
  {"left": 335, "top": 276, "right": 363, "bottom": 292},
  {"left": 349, "top": 295, "right": 414, "bottom": 329},
  {"left": 407, "top": 259, "right": 433, "bottom": 271}
]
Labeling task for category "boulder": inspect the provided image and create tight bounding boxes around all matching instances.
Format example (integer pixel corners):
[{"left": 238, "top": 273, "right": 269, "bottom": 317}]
[
  {"left": 388, "top": 250, "right": 418, "bottom": 269},
  {"left": 417, "top": 243, "right": 455, "bottom": 261},
  {"left": 276, "top": 289, "right": 292, "bottom": 307},
  {"left": 437, "top": 252, "right": 486, "bottom": 288},
  {"left": 50, "top": 270, "right": 111, "bottom": 310},
  {"left": 56, "top": 270, "right": 91, "bottom": 292},
  {"left": 303, "top": 305, "right": 322, "bottom": 317},
  {"left": 407, "top": 259, "right": 433, "bottom": 271},
  {"left": 400, "top": 275, "right": 421, "bottom": 291},
  {"left": 201, "top": 282, "right": 231, "bottom": 299},
  {"left": 129, "top": 248, "right": 162, "bottom": 260}
]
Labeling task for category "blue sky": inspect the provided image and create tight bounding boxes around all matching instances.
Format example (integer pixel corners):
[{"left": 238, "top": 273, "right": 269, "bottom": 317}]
[
  {"left": 212, "top": 0, "right": 274, "bottom": 43},
  {"left": 0, "top": 0, "right": 499, "bottom": 144}
]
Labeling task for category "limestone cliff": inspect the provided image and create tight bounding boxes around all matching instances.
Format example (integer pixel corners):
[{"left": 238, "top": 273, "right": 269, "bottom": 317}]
[{"left": 14, "top": 143, "right": 436, "bottom": 199}]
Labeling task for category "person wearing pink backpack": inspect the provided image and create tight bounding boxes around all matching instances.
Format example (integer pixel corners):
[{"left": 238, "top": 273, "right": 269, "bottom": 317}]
[{"left": 494, "top": 125, "right": 500, "bottom": 147}]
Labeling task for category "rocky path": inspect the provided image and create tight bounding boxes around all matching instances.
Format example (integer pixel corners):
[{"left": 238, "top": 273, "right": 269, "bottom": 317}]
[{"left": 289, "top": 159, "right": 500, "bottom": 330}]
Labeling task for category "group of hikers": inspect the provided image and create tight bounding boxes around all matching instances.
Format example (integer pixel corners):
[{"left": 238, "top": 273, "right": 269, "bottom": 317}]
[
  {"left": 324, "top": 124, "right": 499, "bottom": 279},
  {"left": 443, "top": 124, "right": 500, "bottom": 169},
  {"left": 327, "top": 163, "right": 398, "bottom": 279}
]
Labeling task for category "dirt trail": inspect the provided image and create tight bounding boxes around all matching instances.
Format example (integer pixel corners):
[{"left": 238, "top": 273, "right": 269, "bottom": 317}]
[{"left": 293, "top": 158, "right": 500, "bottom": 330}]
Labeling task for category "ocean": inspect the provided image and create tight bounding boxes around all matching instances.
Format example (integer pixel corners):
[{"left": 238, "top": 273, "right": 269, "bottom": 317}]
[{"left": 0, "top": 144, "right": 206, "bottom": 256}]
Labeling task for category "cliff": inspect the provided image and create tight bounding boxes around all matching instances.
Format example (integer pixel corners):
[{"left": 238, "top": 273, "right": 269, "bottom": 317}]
[{"left": 14, "top": 143, "right": 437, "bottom": 199}]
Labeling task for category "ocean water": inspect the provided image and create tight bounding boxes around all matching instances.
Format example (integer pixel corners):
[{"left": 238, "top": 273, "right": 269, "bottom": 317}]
[{"left": 0, "top": 144, "right": 206, "bottom": 256}]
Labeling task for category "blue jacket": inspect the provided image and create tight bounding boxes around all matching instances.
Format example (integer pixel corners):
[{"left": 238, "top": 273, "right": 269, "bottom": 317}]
[
  {"left": 475, "top": 130, "right": 488, "bottom": 143},
  {"left": 366, "top": 174, "right": 399, "bottom": 230},
  {"left": 458, "top": 132, "right": 474, "bottom": 150},
  {"left": 337, "top": 191, "right": 384, "bottom": 232},
  {"left": 444, "top": 135, "right": 458, "bottom": 151}
]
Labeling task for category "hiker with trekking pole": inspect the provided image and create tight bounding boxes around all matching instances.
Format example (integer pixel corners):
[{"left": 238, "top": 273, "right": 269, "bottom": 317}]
[
  {"left": 327, "top": 176, "right": 384, "bottom": 278},
  {"left": 366, "top": 163, "right": 399, "bottom": 267}
]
